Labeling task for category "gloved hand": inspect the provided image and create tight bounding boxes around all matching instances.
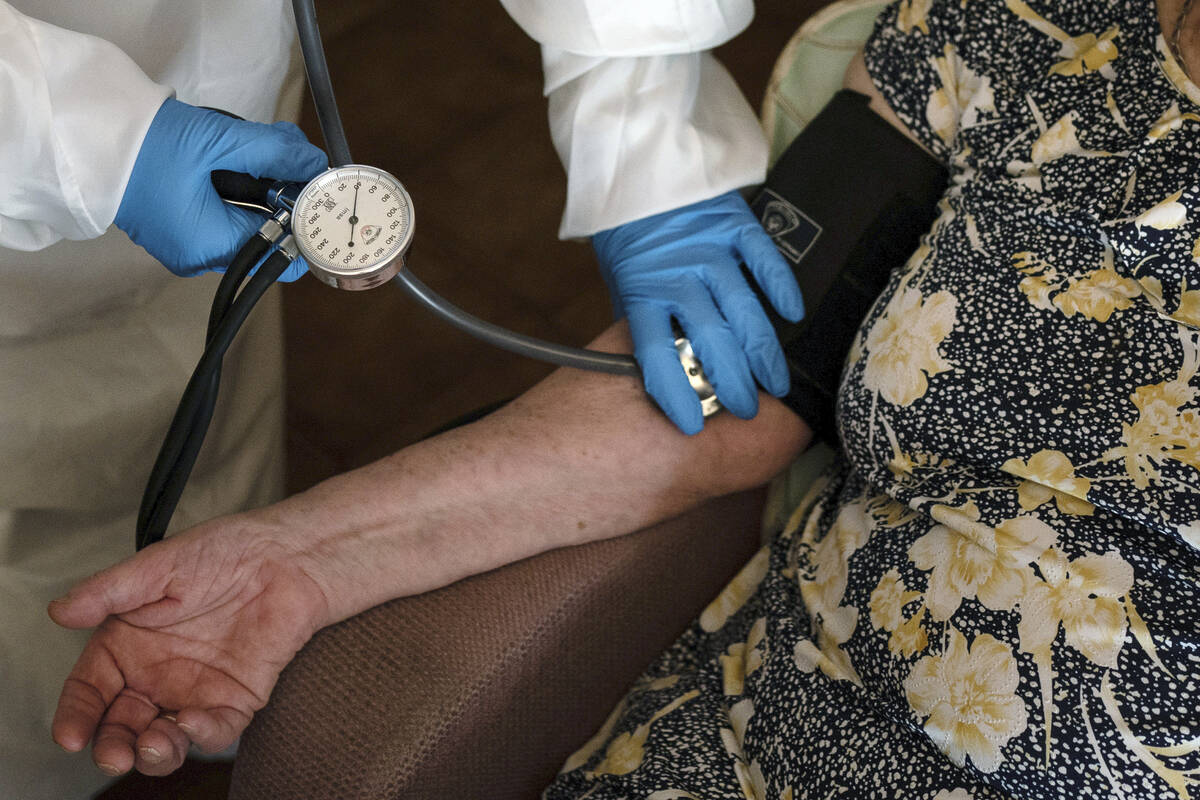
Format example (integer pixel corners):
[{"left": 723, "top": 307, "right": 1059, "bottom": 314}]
[
  {"left": 115, "top": 98, "right": 328, "bottom": 281},
  {"left": 592, "top": 190, "right": 804, "bottom": 435}
]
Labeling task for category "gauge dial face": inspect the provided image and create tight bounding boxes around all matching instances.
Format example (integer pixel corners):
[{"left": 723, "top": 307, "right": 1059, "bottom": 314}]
[{"left": 292, "top": 165, "right": 414, "bottom": 289}]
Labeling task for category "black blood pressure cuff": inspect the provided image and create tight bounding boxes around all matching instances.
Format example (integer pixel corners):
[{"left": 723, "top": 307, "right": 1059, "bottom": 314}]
[{"left": 746, "top": 89, "right": 949, "bottom": 445}]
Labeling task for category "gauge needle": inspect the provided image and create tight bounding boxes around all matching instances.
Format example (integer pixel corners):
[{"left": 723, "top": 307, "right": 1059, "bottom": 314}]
[{"left": 348, "top": 184, "right": 360, "bottom": 246}]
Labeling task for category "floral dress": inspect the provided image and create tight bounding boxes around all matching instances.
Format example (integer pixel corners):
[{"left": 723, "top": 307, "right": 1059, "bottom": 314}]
[{"left": 543, "top": 0, "right": 1200, "bottom": 796}]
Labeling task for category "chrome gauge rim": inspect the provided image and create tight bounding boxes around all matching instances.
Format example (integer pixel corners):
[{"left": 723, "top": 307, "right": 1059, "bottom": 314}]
[{"left": 292, "top": 164, "right": 415, "bottom": 290}]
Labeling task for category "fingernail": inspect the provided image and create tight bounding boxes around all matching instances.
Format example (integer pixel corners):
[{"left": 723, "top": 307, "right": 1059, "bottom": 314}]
[
  {"left": 177, "top": 722, "right": 198, "bottom": 736},
  {"left": 139, "top": 746, "right": 162, "bottom": 762},
  {"left": 97, "top": 762, "right": 122, "bottom": 776},
  {"left": 160, "top": 713, "right": 177, "bottom": 723}
]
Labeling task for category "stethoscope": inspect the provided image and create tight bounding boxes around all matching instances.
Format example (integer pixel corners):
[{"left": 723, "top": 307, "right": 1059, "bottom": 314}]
[{"left": 134, "top": 0, "right": 718, "bottom": 550}]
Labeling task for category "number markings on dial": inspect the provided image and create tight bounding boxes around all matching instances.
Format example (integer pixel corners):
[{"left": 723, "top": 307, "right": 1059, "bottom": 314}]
[{"left": 293, "top": 167, "right": 413, "bottom": 275}]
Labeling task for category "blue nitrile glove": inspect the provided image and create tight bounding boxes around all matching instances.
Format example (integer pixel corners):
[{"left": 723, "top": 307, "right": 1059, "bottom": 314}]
[
  {"left": 592, "top": 190, "right": 804, "bottom": 435},
  {"left": 115, "top": 98, "right": 328, "bottom": 281}
]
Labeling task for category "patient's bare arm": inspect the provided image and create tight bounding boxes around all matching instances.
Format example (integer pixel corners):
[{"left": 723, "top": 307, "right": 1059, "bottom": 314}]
[{"left": 49, "top": 321, "right": 810, "bottom": 778}]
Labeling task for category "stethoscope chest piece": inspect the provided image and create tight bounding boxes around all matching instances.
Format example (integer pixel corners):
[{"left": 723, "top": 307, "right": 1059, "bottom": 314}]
[
  {"left": 292, "top": 164, "right": 415, "bottom": 290},
  {"left": 674, "top": 336, "right": 721, "bottom": 418}
]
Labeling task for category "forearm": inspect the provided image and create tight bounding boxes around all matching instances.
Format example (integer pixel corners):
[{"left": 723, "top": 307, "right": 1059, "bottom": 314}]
[{"left": 261, "top": 322, "right": 809, "bottom": 628}]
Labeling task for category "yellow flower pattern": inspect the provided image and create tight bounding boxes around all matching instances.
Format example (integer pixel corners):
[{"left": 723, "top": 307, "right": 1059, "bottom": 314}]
[
  {"left": 870, "top": 568, "right": 929, "bottom": 656},
  {"left": 587, "top": 691, "right": 700, "bottom": 778},
  {"left": 1147, "top": 101, "right": 1200, "bottom": 140},
  {"left": 1012, "top": 251, "right": 1141, "bottom": 322},
  {"left": 932, "top": 792, "right": 976, "bottom": 800},
  {"left": 904, "top": 630, "right": 1028, "bottom": 772},
  {"left": 547, "top": 0, "right": 1200, "bottom": 797},
  {"left": 1018, "top": 548, "right": 1134, "bottom": 668},
  {"left": 1137, "top": 275, "right": 1200, "bottom": 328},
  {"left": 793, "top": 496, "right": 874, "bottom": 685},
  {"left": 721, "top": 699, "right": 768, "bottom": 800},
  {"left": 1050, "top": 26, "right": 1120, "bottom": 77},
  {"left": 1107, "top": 372, "right": 1200, "bottom": 488},
  {"left": 1006, "top": 0, "right": 1119, "bottom": 78},
  {"left": 897, "top": 0, "right": 932, "bottom": 34},
  {"left": 1000, "top": 449, "right": 1095, "bottom": 515},
  {"left": 862, "top": 286, "right": 958, "bottom": 406},
  {"left": 908, "top": 502, "right": 1058, "bottom": 620},
  {"left": 1177, "top": 288, "right": 1200, "bottom": 327},
  {"left": 1051, "top": 269, "right": 1142, "bottom": 321},
  {"left": 1134, "top": 189, "right": 1190, "bottom": 232},
  {"left": 700, "top": 547, "right": 769, "bottom": 632},
  {"left": 870, "top": 568, "right": 919, "bottom": 633},
  {"left": 721, "top": 617, "right": 767, "bottom": 696},
  {"left": 926, "top": 44, "right": 995, "bottom": 147}
]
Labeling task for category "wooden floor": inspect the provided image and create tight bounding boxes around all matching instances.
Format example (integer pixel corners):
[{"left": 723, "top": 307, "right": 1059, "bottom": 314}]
[{"left": 102, "top": 0, "right": 823, "bottom": 795}]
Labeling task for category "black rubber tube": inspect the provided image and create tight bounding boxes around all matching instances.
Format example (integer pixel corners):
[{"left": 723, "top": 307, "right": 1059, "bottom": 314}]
[
  {"left": 136, "top": 243, "right": 289, "bottom": 550},
  {"left": 136, "top": 3, "right": 651, "bottom": 547},
  {"left": 291, "top": 0, "right": 640, "bottom": 377},
  {"left": 162, "top": 235, "right": 276, "bottom": 531},
  {"left": 136, "top": 234, "right": 270, "bottom": 539}
]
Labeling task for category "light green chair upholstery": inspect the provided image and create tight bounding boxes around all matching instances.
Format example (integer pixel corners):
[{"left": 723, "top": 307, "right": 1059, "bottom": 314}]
[{"left": 762, "top": 0, "right": 892, "bottom": 165}]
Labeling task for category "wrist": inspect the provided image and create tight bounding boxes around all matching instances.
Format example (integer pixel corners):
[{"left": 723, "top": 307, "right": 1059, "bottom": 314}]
[
  {"left": 253, "top": 444, "right": 496, "bottom": 628},
  {"left": 114, "top": 98, "right": 182, "bottom": 235}
]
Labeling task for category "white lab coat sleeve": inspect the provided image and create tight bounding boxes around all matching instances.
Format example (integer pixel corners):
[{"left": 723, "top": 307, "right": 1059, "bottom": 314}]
[
  {"left": 0, "top": 2, "right": 171, "bottom": 250},
  {"left": 498, "top": 0, "right": 767, "bottom": 239},
  {"left": 499, "top": 0, "right": 754, "bottom": 58}
]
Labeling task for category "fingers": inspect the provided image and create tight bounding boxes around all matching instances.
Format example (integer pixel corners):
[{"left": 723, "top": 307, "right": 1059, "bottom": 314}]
[
  {"left": 270, "top": 120, "right": 310, "bottom": 142},
  {"left": 91, "top": 689, "right": 163, "bottom": 775},
  {"left": 673, "top": 288, "right": 759, "bottom": 420},
  {"left": 95, "top": 707, "right": 244, "bottom": 777},
  {"left": 52, "top": 641, "right": 125, "bottom": 753},
  {"left": 53, "top": 632, "right": 243, "bottom": 777},
  {"left": 593, "top": 188, "right": 800, "bottom": 428},
  {"left": 738, "top": 225, "right": 804, "bottom": 323},
  {"left": 705, "top": 268, "right": 790, "bottom": 398},
  {"left": 276, "top": 254, "right": 311, "bottom": 283},
  {"left": 209, "top": 120, "right": 325, "bottom": 277},
  {"left": 626, "top": 303, "right": 704, "bottom": 435},
  {"left": 213, "top": 204, "right": 271, "bottom": 265},
  {"left": 48, "top": 550, "right": 171, "bottom": 630},
  {"left": 221, "top": 117, "right": 329, "bottom": 183},
  {"left": 216, "top": 207, "right": 311, "bottom": 282},
  {"left": 176, "top": 706, "right": 252, "bottom": 754},
  {"left": 134, "top": 715, "right": 192, "bottom": 776}
]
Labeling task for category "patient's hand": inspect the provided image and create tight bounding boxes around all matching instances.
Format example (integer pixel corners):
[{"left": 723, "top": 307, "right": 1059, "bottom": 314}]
[{"left": 48, "top": 518, "right": 328, "bottom": 777}]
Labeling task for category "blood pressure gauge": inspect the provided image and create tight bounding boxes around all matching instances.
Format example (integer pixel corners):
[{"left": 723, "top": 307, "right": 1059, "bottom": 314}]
[{"left": 291, "top": 165, "right": 415, "bottom": 290}]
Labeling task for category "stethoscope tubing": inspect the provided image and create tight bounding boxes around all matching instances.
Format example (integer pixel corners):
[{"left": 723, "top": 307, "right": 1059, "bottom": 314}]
[
  {"left": 137, "top": 237, "right": 292, "bottom": 549},
  {"left": 136, "top": 1, "right": 643, "bottom": 550},
  {"left": 289, "top": 0, "right": 639, "bottom": 376}
]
